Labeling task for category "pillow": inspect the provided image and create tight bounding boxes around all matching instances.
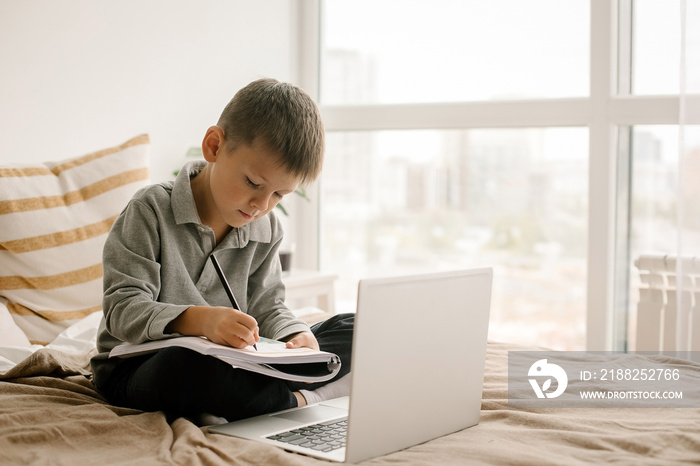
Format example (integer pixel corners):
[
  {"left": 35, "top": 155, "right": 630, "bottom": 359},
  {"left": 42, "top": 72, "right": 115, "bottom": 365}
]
[
  {"left": 0, "top": 297, "right": 31, "bottom": 347},
  {"left": 0, "top": 135, "right": 150, "bottom": 345}
]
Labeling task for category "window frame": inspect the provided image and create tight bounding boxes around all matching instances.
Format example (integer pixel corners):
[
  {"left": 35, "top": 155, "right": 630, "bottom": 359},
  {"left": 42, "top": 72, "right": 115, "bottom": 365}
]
[{"left": 294, "top": 0, "right": 700, "bottom": 351}]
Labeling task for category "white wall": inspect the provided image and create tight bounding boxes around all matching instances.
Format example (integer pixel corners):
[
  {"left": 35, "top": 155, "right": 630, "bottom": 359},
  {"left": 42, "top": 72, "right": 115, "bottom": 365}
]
[{"left": 0, "top": 0, "right": 298, "bottom": 182}]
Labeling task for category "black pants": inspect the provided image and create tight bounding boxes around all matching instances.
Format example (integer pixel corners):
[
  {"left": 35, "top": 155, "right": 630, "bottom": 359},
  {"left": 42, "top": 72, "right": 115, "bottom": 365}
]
[{"left": 100, "top": 313, "right": 354, "bottom": 422}]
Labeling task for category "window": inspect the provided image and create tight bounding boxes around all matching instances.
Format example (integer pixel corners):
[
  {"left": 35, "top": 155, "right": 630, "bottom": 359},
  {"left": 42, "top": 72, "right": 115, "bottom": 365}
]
[
  {"left": 624, "top": 125, "right": 700, "bottom": 349},
  {"left": 295, "top": 0, "right": 700, "bottom": 351},
  {"left": 320, "top": 0, "right": 589, "bottom": 104},
  {"left": 632, "top": 1, "right": 700, "bottom": 95},
  {"left": 321, "top": 128, "right": 588, "bottom": 349}
]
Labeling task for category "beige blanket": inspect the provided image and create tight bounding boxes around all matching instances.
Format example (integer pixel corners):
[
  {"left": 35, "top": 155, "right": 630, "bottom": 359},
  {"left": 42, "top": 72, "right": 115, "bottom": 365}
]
[{"left": 1, "top": 343, "right": 699, "bottom": 465}]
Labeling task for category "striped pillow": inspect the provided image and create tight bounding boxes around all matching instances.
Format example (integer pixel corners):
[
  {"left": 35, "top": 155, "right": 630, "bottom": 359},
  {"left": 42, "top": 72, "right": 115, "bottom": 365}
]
[{"left": 0, "top": 135, "right": 150, "bottom": 345}]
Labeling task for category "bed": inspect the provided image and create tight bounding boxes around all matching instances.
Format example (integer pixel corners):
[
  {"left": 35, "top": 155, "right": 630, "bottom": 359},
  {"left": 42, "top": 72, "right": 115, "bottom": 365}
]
[
  {"left": 2, "top": 136, "right": 700, "bottom": 465},
  {"left": 2, "top": 326, "right": 700, "bottom": 465}
]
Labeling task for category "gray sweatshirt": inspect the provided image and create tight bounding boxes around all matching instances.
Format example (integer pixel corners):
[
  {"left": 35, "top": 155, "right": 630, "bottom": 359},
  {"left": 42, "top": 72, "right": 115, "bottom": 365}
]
[{"left": 91, "top": 161, "right": 309, "bottom": 386}]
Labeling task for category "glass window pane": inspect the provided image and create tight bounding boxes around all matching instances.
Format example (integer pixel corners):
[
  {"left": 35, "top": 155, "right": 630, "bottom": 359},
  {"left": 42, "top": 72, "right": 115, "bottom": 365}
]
[
  {"left": 633, "top": 0, "right": 700, "bottom": 94},
  {"left": 320, "top": 128, "right": 589, "bottom": 350},
  {"left": 627, "top": 125, "right": 700, "bottom": 349},
  {"left": 320, "top": 0, "right": 590, "bottom": 105}
]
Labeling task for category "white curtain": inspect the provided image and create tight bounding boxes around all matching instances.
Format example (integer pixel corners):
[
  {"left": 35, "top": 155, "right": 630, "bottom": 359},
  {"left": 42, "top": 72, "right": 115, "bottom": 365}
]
[
  {"left": 676, "top": 0, "right": 693, "bottom": 355},
  {"left": 636, "top": 2, "right": 698, "bottom": 358}
]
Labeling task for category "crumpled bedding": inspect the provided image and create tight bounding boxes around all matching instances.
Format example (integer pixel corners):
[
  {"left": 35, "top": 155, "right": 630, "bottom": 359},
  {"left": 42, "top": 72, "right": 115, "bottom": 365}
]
[{"left": 1, "top": 338, "right": 700, "bottom": 465}]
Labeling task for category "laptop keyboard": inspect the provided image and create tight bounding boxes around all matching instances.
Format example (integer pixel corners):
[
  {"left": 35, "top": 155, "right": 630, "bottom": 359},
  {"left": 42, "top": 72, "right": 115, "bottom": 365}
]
[{"left": 267, "top": 418, "right": 347, "bottom": 452}]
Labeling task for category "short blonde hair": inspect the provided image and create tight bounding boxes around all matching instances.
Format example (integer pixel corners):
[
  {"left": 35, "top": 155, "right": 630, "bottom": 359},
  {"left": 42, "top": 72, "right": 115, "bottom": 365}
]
[{"left": 217, "top": 78, "right": 325, "bottom": 185}]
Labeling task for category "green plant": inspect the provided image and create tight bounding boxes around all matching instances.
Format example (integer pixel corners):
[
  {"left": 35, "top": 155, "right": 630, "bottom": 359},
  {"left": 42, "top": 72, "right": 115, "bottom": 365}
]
[{"left": 276, "top": 187, "right": 310, "bottom": 216}]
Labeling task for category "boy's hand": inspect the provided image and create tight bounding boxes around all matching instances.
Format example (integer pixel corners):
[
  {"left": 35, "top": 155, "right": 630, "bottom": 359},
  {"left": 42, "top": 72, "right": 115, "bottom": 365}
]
[
  {"left": 204, "top": 307, "right": 260, "bottom": 349},
  {"left": 284, "top": 331, "right": 320, "bottom": 351},
  {"left": 167, "top": 305, "right": 259, "bottom": 349}
]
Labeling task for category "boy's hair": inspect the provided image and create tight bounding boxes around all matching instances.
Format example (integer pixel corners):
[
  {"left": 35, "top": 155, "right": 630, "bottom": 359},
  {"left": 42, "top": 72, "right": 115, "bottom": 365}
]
[{"left": 217, "top": 78, "right": 325, "bottom": 185}]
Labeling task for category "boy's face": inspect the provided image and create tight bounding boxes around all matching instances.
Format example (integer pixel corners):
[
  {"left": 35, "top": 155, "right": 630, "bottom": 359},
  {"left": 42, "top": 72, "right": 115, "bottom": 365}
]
[{"left": 204, "top": 136, "right": 300, "bottom": 229}]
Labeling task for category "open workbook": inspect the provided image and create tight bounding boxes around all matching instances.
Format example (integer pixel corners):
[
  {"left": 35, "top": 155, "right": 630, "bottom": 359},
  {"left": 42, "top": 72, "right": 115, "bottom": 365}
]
[{"left": 109, "top": 336, "right": 341, "bottom": 383}]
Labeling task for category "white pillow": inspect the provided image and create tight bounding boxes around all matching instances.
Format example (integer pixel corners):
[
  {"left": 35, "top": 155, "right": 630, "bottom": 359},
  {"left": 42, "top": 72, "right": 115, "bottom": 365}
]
[
  {"left": 0, "top": 135, "right": 150, "bottom": 344},
  {"left": 0, "top": 297, "right": 31, "bottom": 346}
]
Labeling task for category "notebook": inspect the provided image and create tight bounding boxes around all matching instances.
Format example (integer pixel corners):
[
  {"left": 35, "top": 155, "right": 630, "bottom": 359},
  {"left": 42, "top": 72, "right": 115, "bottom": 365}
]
[{"left": 209, "top": 268, "right": 492, "bottom": 463}]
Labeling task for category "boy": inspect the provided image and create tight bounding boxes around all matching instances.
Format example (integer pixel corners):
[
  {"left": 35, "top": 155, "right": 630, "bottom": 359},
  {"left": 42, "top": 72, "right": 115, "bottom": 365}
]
[{"left": 91, "top": 78, "right": 353, "bottom": 423}]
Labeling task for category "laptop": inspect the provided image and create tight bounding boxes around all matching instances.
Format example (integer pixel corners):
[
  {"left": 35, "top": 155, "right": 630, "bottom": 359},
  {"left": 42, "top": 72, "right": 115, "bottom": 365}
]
[{"left": 210, "top": 268, "right": 492, "bottom": 463}]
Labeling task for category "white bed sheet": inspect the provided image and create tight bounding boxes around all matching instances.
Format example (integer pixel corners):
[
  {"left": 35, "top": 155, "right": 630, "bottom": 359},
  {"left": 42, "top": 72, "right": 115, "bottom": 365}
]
[
  {"left": 0, "top": 306, "right": 330, "bottom": 374},
  {"left": 0, "top": 307, "right": 102, "bottom": 373}
]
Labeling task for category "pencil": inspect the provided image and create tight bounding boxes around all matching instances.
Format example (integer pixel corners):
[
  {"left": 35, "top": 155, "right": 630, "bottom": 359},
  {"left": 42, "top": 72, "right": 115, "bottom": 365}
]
[{"left": 210, "top": 254, "right": 258, "bottom": 351}]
